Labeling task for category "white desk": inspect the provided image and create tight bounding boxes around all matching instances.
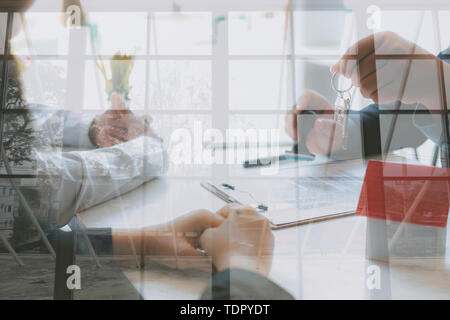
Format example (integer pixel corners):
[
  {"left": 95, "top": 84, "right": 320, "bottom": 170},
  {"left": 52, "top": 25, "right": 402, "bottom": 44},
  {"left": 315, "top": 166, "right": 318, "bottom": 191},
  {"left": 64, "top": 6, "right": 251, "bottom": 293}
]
[{"left": 78, "top": 158, "right": 450, "bottom": 300}]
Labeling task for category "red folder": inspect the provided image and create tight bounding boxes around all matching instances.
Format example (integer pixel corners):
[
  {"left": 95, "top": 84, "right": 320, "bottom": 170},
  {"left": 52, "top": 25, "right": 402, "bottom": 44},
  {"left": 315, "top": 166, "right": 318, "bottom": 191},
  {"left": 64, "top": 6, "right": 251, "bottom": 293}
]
[{"left": 356, "top": 161, "right": 450, "bottom": 228}]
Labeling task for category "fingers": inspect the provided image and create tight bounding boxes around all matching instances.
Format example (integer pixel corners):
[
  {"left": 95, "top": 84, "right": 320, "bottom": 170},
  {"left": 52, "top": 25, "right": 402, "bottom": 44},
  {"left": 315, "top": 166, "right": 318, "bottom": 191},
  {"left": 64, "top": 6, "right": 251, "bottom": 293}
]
[
  {"left": 110, "top": 92, "right": 129, "bottom": 110},
  {"left": 175, "top": 238, "right": 203, "bottom": 256},
  {"left": 94, "top": 113, "right": 151, "bottom": 147},
  {"left": 95, "top": 128, "right": 126, "bottom": 147},
  {"left": 331, "top": 34, "right": 379, "bottom": 92},
  {"left": 285, "top": 91, "right": 333, "bottom": 141},
  {"left": 296, "top": 90, "right": 332, "bottom": 111},
  {"left": 143, "top": 115, "right": 153, "bottom": 125},
  {"left": 175, "top": 209, "right": 224, "bottom": 234},
  {"left": 331, "top": 34, "right": 377, "bottom": 75},
  {"left": 306, "top": 119, "right": 343, "bottom": 155},
  {"left": 198, "top": 227, "right": 213, "bottom": 252},
  {"left": 284, "top": 107, "right": 298, "bottom": 140},
  {"left": 146, "top": 233, "right": 202, "bottom": 256},
  {"left": 216, "top": 204, "right": 256, "bottom": 219},
  {"left": 296, "top": 91, "right": 314, "bottom": 113}
]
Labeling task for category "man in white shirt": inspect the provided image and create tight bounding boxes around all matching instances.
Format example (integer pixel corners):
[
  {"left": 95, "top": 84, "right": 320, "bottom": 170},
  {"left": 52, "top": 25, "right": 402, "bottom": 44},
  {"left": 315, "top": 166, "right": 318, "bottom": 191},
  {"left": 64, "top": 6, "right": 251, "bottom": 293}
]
[{"left": 0, "top": 0, "right": 167, "bottom": 247}]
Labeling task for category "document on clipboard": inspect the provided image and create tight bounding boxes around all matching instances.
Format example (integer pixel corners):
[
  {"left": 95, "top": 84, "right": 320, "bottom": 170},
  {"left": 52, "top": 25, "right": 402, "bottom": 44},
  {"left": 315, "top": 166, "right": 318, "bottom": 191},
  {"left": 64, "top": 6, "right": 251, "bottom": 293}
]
[{"left": 201, "top": 160, "right": 366, "bottom": 229}]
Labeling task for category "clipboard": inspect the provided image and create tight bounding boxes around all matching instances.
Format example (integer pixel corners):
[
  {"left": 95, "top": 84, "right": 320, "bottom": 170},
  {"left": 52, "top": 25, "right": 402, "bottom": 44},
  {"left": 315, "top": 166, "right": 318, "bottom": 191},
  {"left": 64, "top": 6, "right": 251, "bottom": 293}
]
[{"left": 200, "top": 181, "right": 356, "bottom": 230}]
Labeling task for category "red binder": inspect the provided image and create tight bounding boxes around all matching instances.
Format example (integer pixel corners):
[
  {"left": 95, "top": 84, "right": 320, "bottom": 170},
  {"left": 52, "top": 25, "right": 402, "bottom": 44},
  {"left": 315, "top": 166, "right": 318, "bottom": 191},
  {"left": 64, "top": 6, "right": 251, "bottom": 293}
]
[{"left": 356, "top": 161, "right": 450, "bottom": 228}]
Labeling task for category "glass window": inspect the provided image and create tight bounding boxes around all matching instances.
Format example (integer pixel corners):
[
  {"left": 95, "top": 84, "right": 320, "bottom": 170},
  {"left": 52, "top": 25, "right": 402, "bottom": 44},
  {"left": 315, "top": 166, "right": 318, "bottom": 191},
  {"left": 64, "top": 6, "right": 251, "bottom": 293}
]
[
  {"left": 150, "top": 12, "right": 212, "bottom": 55},
  {"left": 86, "top": 12, "right": 148, "bottom": 56},
  {"left": 149, "top": 60, "right": 211, "bottom": 110}
]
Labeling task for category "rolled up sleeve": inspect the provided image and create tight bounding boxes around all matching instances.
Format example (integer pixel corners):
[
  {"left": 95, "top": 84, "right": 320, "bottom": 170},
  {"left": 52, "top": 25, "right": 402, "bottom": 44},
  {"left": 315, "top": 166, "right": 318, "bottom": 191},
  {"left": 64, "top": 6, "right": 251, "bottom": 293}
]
[{"left": 35, "top": 136, "right": 168, "bottom": 227}]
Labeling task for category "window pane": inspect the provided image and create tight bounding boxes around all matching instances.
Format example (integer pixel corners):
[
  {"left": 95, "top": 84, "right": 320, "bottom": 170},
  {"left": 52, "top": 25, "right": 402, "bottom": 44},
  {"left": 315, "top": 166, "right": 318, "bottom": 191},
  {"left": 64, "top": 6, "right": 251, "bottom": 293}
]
[
  {"left": 149, "top": 60, "right": 211, "bottom": 109},
  {"left": 294, "top": 10, "right": 354, "bottom": 55},
  {"left": 150, "top": 12, "right": 212, "bottom": 55},
  {"left": 11, "top": 13, "right": 70, "bottom": 55},
  {"left": 87, "top": 12, "right": 148, "bottom": 56},
  {"left": 21, "top": 60, "right": 68, "bottom": 109},
  {"left": 229, "top": 11, "right": 286, "bottom": 55},
  {"left": 229, "top": 60, "right": 289, "bottom": 110},
  {"left": 377, "top": 11, "right": 435, "bottom": 54},
  {"left": 0, "top": 13, "right": 7, "bottom": 54}
]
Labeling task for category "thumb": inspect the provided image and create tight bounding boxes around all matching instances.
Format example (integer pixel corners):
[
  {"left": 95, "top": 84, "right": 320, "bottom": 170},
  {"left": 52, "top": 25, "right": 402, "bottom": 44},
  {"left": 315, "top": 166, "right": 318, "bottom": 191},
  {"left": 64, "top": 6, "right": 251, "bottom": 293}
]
[
  {"left": 199, "top": 227, "right": 213, "bottom": 250},
  {"left": 181, "top": 210, "right": 224, "bottom": 233},
  {"left": 315, "top": 118, "right": 342, "bottom": 138},
  {"left": 205, "top": 212, "right": 225, "bottom": 229},
  {"left": 110, "top": 92, "right": 128, "bottom": 110},
  {"left": 330, "top": 62, "right": 339, "bottom": 73}
]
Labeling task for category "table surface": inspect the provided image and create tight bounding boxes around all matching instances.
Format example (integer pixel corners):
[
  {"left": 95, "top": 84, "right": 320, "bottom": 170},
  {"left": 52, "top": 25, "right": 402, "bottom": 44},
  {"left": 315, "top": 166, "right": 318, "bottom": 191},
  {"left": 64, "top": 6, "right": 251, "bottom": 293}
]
[{"left": 78, "top": 157, "right": 450, "bottom": 300}]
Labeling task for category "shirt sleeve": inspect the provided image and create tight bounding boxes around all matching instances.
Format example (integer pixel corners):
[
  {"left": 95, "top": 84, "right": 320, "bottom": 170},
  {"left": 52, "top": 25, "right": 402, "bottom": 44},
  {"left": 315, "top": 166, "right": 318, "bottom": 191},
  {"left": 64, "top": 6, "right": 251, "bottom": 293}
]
[
  {"left": 60, "top": 110, "right": 96, "bottom": 148},
  {"left": 410, "top": 46, "right": 450, "bottom": 147},
  {"left": 35, "top": 135, "right": 168, "bottom": 227},
  {"left": 327, "top": 102, "right": 428, "bottom": 160},
  {"left": 412, "top": 105, "right": 445, "bottom": 146},
  {"left": 28, "top": 104, "right": 96, "bottom": 149}
]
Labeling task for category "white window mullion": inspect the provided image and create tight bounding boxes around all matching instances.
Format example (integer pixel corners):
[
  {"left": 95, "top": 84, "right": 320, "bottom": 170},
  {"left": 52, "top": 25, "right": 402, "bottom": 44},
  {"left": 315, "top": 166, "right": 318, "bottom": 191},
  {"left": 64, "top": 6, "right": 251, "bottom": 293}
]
[
  {"left": 65, "top": 28, "right": 87, "bottom": 114},
  {"left": 211, "top": 9, "right": 229, "bottom": 180}
]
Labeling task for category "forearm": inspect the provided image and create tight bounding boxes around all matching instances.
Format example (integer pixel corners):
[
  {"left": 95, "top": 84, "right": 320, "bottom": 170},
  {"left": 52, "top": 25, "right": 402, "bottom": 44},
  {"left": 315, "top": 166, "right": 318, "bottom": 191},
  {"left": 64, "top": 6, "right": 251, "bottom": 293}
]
[
  {"left": 111, "top": 228, "right": 171, "bottom": 256},
  {"left": 111, "top": 225, "right": 193, "bottom": 257}
]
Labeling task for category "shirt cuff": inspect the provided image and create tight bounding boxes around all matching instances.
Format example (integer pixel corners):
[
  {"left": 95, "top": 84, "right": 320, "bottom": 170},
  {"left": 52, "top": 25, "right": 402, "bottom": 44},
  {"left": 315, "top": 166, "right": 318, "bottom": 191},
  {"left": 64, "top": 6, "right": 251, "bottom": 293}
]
[{"left": 63, "top": 114, "right": 96, "bottom": 148}]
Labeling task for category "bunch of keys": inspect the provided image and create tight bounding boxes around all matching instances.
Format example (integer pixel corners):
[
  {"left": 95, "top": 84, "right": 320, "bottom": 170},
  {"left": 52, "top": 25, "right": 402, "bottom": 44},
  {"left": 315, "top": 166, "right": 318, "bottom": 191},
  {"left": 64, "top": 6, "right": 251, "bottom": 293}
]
[{"left": 331, "top": 71, "right": 353, "bottom": 150}]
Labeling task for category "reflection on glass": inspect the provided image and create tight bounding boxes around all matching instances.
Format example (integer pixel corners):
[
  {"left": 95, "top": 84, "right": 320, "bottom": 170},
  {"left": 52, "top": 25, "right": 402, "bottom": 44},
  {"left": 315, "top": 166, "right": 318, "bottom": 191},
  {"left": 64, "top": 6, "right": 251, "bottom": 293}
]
[
  {"left": 229, "top": 11, "right": 286, "bottom": 55},
  {"left": 11, "top": 13, "right": 70, "bottom": 56},
  {"left": 21, "top": 60, "right": 68, "bottom": 109},
  {"left": 378, "top": 11, "right": 435, "bottom": 54},
  {"left": 294, "top": 11, "right": 354, "bottom": 55},
  {"left": 87, "top": 12, "right": 148, "bottom": 56},
  {"left": 0, "top": 13, "right": 7, "bottom": 54},
  {"left": 229, "top": 60, "right": 289, "bottom": 110},
  {"left": 150, "top": 12, "right": 212, "bottom": 55},
  {"left": 149, "top": 60, "right": 211, "bottom": 109}
]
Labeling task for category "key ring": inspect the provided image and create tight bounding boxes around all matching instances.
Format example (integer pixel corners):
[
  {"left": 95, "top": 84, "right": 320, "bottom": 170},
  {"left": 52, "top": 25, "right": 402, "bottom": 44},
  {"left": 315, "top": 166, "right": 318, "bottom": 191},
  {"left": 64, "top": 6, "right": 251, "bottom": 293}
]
[{"left": 331, "top": 71, "right": 352, "bottom": 95}]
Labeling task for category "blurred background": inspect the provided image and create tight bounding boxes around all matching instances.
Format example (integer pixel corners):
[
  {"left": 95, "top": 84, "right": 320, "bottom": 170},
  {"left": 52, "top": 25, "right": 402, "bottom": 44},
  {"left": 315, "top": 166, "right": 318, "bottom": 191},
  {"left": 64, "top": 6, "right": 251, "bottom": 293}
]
[{"left": 4, "top": 0, "right": 449, "bottom": 174}]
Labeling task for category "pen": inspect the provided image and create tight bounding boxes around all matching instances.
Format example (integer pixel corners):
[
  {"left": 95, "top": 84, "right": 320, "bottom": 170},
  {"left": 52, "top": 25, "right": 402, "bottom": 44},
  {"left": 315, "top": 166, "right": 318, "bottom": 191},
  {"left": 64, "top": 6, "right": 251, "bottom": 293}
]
[{"left": 200, "top": 181, "right": 242, "bottom": 205}]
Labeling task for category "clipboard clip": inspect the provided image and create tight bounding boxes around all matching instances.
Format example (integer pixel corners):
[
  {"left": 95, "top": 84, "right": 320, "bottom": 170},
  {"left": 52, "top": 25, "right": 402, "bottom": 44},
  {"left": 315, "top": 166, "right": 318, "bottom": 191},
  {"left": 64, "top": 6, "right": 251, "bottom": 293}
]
[{"left": 200, "top": 181, "right": 269, "bottom": 212}]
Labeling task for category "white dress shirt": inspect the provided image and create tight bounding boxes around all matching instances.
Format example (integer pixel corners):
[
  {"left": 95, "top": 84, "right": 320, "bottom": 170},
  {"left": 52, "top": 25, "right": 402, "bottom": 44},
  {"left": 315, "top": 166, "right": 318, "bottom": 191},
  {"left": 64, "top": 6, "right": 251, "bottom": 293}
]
[{"left": 2, "top": 105, "right": 167, "bottom": 246}]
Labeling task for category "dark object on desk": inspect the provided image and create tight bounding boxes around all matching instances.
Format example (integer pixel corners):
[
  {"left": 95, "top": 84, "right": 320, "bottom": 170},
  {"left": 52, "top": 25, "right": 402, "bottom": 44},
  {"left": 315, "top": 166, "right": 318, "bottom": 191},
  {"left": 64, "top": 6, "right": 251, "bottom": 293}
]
[
  {"left": 242, "top": 111, "right": 317, "bottom": 168},
  {"left": 243, "top": 154, "right": 298, "bottom": 168},
  {"left": 201, "top": 268, "right": 294, "bottom": 300},
  {"left": 295, "top": 110, "right": 317, "bottom": 160}
]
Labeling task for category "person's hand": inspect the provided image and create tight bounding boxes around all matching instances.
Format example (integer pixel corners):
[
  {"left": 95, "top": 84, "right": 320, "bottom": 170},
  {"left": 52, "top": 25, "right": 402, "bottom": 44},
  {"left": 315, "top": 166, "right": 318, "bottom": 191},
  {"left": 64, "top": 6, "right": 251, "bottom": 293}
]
[
  {"left": 113, "top": 209, "right": 224, "bottom": 257},
  {"left": 143, "top": 209, "right": 225, "bottom": 256},
  {"left": 199, "top": 205, "right": 274, "bottom": 275},
  {"left": 285, "top": 90, "right": 343, "bottom": 155},
  {"left": 331, "top": 31, "right": 443, "bottom": 109},
  {"left": 89, "top": 92, "right": 157, "bottom": 148}
]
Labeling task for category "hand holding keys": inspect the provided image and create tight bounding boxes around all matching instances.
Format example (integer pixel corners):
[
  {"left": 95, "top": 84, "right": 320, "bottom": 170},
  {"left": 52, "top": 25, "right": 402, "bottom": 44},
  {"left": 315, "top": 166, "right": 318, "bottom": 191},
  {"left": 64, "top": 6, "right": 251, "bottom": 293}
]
[{"left": 331, "top": 71, "right": 353, "bottom": 150}]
